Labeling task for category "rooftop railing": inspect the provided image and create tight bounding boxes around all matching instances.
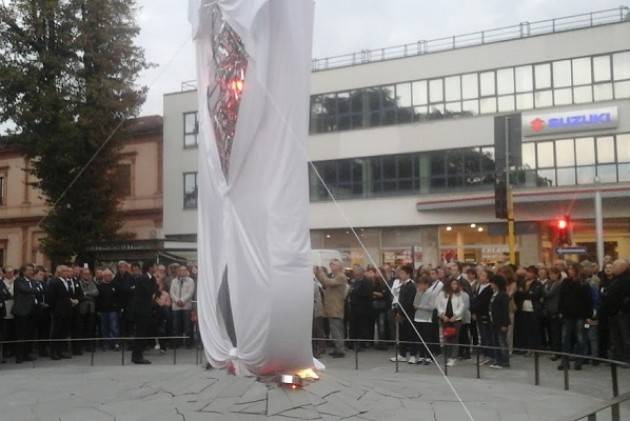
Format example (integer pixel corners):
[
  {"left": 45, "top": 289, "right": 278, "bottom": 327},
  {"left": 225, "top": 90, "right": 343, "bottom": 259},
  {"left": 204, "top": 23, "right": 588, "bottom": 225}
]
[{"left": 312, "top": 6, "right": 630, "bottom": 72}]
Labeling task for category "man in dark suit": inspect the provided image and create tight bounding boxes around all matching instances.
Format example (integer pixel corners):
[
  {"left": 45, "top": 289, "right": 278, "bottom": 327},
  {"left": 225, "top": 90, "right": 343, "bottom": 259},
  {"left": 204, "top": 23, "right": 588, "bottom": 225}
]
[
  {"left": 113, "top": 261, "right": 136, "bottom": 337},
  {"left": 13, "top": 263, "right": 38, "bottom": 363},
  {"left": 33, "top": 266, "right": 51, "bottom": 357},
  {"left": 47, "top": 265, "right": 80, "bottom": 360},
  {"left": 131, "top": 260, "right": 158, "bottom": 364}
]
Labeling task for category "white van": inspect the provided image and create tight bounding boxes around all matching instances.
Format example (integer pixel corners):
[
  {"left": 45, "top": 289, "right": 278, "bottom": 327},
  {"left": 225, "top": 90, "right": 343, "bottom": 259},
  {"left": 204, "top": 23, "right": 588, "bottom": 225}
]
[{"left": 311, "top": 249, "right": 343, "bottom": 268}]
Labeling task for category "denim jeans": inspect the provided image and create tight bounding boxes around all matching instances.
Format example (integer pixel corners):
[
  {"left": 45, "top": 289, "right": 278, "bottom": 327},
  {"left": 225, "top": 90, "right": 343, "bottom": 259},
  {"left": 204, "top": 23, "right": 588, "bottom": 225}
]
[
  {"left": 561, "top": 318, "right": 587, "bottom": 358},
  {"left": 99, "top": 311, "right": 120, "bottom": 348},
  {"left": 493, "top": 326, "right": 510, "bottom": 367},
  {"left": 478, "top": 320, "right": 494, "bottom": 359}
]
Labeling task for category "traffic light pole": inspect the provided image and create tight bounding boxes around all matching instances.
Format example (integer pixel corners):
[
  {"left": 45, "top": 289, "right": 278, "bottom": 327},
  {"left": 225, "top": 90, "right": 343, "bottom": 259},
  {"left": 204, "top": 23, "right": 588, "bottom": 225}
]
[{"left": 505, "top": 118, "right": 517, "bottom": 265}]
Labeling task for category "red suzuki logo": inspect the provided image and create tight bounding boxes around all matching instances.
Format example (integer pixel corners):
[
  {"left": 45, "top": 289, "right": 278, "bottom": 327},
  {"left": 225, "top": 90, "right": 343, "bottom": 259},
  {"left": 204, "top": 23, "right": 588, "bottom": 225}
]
[{"left": 530, "top": 118, "right": 546, "bottom": 132}]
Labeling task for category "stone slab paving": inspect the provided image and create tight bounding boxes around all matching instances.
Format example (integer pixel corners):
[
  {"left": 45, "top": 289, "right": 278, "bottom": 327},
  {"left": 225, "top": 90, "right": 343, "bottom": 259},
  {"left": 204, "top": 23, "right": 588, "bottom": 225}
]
[{"left": 0, "top": 363, "right": 626, "bottom": 421}]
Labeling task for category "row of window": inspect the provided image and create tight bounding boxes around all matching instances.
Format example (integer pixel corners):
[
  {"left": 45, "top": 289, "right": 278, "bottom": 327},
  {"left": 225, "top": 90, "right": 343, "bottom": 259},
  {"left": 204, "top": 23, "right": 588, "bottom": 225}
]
[
  {"left": 523, "top": 134, "right": 630, "bottom": 186},
  {"left": 307, "top": 133, "right": 630, "bottom": 201},
  {"left": 310, "top": 51, "right": 630, "bottom": 134}
]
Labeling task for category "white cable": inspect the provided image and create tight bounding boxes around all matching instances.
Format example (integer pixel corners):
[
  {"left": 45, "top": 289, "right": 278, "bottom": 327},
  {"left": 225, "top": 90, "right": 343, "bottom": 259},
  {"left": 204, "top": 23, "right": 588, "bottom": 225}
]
[{"left": 244, "top": 62, "right": 476, "bottom": 421}]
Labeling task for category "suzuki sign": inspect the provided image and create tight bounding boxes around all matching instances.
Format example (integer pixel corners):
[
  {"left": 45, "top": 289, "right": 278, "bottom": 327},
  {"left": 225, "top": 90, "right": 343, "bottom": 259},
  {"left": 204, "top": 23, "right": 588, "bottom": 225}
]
[{"left": 522, "top": 106, "right": 618, "bottom": 137}]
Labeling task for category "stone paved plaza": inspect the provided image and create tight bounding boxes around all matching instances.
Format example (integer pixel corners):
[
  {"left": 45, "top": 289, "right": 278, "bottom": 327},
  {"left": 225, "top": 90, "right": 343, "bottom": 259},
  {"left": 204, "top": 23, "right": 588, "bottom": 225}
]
[{"left": 0, "top": 347, "right": 628, "bottom": 420}]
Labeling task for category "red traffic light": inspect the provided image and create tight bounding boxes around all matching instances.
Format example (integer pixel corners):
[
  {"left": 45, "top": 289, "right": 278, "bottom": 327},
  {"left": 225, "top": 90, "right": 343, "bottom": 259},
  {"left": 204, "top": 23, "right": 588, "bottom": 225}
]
[{"left": 557, "top": 218, "right": 568, "bottom": 230}]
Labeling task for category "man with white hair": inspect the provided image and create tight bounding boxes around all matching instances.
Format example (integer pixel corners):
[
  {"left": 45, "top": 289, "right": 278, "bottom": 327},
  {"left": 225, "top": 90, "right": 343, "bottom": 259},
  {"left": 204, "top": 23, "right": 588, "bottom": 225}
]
[
  {"left": 606, "top": 259, "right": 630, "bottom": 363},
  {"left": 316, "top": 259, "right": 348, "bottom": 358},
  {"left": 97, "top": 269, "right": 121, "bottom": 350}
]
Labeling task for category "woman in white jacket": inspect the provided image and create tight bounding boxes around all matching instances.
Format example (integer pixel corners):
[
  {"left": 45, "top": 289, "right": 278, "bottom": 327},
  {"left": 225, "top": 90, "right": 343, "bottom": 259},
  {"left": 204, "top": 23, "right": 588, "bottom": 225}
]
[{"left": 437, "top": 278, "right": 465, "bottom": 367}]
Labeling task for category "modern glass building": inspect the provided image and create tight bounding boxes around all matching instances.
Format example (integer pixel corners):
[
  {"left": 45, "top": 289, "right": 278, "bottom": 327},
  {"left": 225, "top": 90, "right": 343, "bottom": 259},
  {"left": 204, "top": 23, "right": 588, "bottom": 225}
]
[{"left": 163, "top": 7, "right": 630, "bottom": 267}]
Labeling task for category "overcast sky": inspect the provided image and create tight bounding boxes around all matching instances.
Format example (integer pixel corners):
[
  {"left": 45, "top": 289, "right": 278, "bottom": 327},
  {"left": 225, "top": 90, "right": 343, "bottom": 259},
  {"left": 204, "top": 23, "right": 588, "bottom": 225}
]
[{"left": 136, "top": 0, "right": 623, "bottom": 116}]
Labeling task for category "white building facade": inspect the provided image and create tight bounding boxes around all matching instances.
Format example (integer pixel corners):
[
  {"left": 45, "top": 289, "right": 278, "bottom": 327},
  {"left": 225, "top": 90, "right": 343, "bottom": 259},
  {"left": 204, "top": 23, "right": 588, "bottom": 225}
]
[{"left": 163, "top": 7, "right": 630, "bottom": 267}]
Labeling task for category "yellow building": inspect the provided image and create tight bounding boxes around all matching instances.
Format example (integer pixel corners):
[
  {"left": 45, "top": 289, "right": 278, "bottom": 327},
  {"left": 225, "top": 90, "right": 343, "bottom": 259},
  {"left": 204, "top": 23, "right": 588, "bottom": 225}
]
[{"left": 0, "top": 116, "right": 164, "bottom": 268}]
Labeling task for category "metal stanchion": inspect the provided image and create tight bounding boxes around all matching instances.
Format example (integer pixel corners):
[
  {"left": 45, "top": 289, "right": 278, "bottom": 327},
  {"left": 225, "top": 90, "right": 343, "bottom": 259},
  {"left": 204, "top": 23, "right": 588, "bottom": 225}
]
[
  {"left": 394, "top": 322, "right": 400, "bottom": 373},
  {"left": 475, "top": 346, "right": 481, "bottom": 379},
  {"left": 90, "top": 341, "right": 95, "bottom": 367},
  {"left": 354, "top": 342, "right": 359, "bottom": 370},
  {"left": 563, "top": 356, "right": 569, "bottom": 391},
  {"left": 173, "top": 346, "right": 177, "bottom": 365},
  {"left": 444, "top": 345, "right": 448, "bottom": 376},
  {"left": 534, "top": 352, "right": 540, "bottom": 386},
  {"left": 121, "top": 341, "right": 125, "bottom": 366},
  {"left": 611, "top": 363, "right": 620, "bottom": 421}
]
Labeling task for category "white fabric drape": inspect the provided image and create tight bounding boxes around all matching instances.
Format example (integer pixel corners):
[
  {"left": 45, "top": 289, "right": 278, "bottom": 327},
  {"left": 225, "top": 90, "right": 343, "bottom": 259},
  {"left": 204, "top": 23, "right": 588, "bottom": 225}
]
[{"left": 190, "top": 0, "right": 315, "bottom": 376}]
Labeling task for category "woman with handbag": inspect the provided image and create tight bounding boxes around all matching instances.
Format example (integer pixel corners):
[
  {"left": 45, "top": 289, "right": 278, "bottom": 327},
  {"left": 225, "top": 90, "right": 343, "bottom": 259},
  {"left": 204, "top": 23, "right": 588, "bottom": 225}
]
[{"left": 437, "top": 278, "right": 465, "bottom": 367}]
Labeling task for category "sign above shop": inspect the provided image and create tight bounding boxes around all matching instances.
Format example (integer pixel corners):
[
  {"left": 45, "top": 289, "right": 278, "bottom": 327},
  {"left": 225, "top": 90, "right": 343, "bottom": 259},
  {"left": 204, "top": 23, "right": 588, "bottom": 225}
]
[
  {"left": 522, "top": 106, "right": 618, "bottom": 137},
  {"left": 555, "top": 246, "right": 588, "bottom": 255}
]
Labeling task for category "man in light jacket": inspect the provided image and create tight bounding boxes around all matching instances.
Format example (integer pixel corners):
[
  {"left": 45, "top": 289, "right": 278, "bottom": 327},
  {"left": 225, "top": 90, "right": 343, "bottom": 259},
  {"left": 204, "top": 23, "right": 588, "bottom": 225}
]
[
  {"left": 170, "top": 265, "right": 195, "bottom": 348},
  {"left": 316, "top": 259, "right": 348, "bottom": 358}
]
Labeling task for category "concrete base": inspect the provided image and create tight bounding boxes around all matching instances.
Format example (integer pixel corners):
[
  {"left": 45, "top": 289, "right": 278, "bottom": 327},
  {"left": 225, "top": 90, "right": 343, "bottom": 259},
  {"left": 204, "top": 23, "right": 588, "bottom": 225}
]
[{"left": 0, "top": 364, "right": 613, "bottom": 420}]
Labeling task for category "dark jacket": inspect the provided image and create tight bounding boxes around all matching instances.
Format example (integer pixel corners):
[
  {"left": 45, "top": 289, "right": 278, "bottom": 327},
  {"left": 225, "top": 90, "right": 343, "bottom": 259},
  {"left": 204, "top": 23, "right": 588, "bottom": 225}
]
[
  {"left": 0, "top": 280, "right": 12, "bottom": 319},
  {"left": 604, "top": 270, "right": 630, "bottom": 316},
  {"left": 97, "top": 282, "right": 121, "bottom": 312},
  {"left": 350, "top": 277, "right": 374, "bottom": 317},
  {"left": 396, "top": 280, "right": 416, "bottom": 320},
  {"left": 12, "top": 277, "right": 37, "bottom": 317},
  {"left": 514, "top": 279, "right": 544, "bottom": 314},
  {"left": 471, "top": 284, "right": 493, "bottom": 321},
  {"left": 113, "top": 272, "right": 136, "bottom": 310},
  {"left": 490, "top": 291, "right": 510, "bottom": 329},
  {"left": 46, "top": 277, "right": 81, "bottom": 318},
  {"left": 543, "top": 280, "right": 562, "bottom": 316},
  {"left": 130, "top": 273, "right": 158, "bottom": 319},
  {"left": 558, "top": 278, "right": 593, "bottom": 319}
]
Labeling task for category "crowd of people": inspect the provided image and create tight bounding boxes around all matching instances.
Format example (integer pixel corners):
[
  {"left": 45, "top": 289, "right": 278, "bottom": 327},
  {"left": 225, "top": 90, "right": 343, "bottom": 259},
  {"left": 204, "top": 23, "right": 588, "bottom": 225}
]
[
  {"left": 0, "top": 261, "right": 198, "bottom": 365},
  {"left": 313, "top": 257, "right": 630, "bottom": 370}
]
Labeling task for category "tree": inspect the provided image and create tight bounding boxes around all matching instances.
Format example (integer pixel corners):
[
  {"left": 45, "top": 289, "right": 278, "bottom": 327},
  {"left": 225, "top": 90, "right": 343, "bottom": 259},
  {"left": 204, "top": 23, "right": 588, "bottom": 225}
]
[{"left": 0, "top": 0, "right": 149, "bottom": 263}]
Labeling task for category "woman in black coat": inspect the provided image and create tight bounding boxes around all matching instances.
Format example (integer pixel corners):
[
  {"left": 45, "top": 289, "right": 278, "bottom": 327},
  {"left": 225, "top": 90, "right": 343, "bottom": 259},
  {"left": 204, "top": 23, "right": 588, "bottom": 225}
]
[{"left": 513, "top": 266, "right": 544, "bottom": 352}]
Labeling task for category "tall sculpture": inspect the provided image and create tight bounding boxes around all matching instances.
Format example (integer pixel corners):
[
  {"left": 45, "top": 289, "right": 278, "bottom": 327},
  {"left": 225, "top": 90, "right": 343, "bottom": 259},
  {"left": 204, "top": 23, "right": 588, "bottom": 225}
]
[{"left": 189, "top": 0, "right": 316, "bottom": 376}]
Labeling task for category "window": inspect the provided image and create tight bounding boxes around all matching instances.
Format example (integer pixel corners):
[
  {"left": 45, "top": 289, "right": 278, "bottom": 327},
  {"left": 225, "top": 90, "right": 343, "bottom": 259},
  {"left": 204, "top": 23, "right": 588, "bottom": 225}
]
[
  {"left": 537, "top": 142, "right": 554, "bottom": 168},
  {"left": 515, "top": 65, "right": 533, "bottom": 92},
  {"left": 480, "top": 71, "right": 495, "bottom": 96},
  {"left": 0, "top": 176, "right": 5, "bottom": 206},
  {"left": 615, "top": 81, "right": 630, "bottom": 98},
  {"left": 555, "top": 139, "right": 574, "bottom": 167},
  {"left": 412, "top": 80, "right": 428, "bottom": 105},
  {"left": 617, "top": 134, "right": 630, "bottom": 162},
  {"left": 462, "top": 73, "right": 478, "bottom": 99},
  {"left": 553, "top": 60, "right": 572, "bottom": 88},
  {"left": 573, "top": 86, "right": 592, "bottom": 104},
  {"left": 594, "top": 83, "right": 613, "bottom": 101},
  {"left": 444, "top": 76, "right": 461, "bottom": 101},
  {"left": 575, "top": 137, "right": 595, "bottom": 165},
  {"left": 554, "top": 88, "right": 572, "bottom": 106},
  {"left": 535, "top": 63, "right": 552, "bottom": 89},
  {"left": 522, "top": 143, "right": 536, "bottom": 169},
  {"left": 114, "top": 164, "right": 132, "bottom": 197},
  {"left": 497, "top": 68, "right": 515, "bottom": 95},
  {"left": 613, "top": 51, "right": 630, "bottom": 80},
  {"left": 516, "top": 93, "right": 534, "bottom": 110},
  {"left": 556, "top": 168, "right": 575, "bottom": 186},
  {"left": 183, "top": 172, "right": 198, "bottom": 209},
  {"left": 184, "top": 112, "right": 198, "bottom": 148},
  {"left": 593, "top": 56, "right": 612, "bottom": 82},
  {"left": 597, "top": 137, "right": 615, "bottom": 163},
  {"left": 535, "top": 90, "right": 552, "bottom": 108},
  {"left": 429, "top": 79, "right": 443, "bottom": 103},
  {"left": 572, "top": 57, "right": 592, "bottom": 85}
]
